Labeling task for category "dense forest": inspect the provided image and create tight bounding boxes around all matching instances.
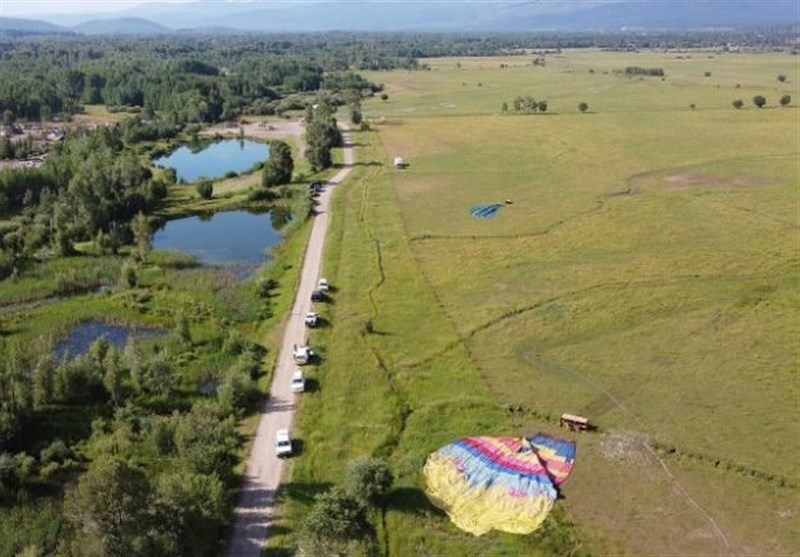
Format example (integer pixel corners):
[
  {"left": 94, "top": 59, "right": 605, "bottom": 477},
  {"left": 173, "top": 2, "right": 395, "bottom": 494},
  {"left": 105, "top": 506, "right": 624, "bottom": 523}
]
[{"left": 0, "top": 35, "right": 392, "bottom": 123}]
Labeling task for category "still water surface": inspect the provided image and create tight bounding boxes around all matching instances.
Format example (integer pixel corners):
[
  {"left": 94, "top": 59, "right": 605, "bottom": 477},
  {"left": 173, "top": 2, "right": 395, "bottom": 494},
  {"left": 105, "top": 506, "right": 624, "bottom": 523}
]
[
  {"left": 154, "top": 139, "right": 269, "bottom": 182},
  {"left": 55, "top": 320, "right": 164, "bottom": 359},
  {"left": 152, "top": 209, "right": 290, "bottom": 266}
]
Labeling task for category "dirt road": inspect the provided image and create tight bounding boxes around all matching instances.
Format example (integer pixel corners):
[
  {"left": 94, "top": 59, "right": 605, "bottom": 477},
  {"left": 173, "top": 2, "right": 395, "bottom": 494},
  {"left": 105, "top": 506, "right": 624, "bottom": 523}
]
[{"left": 227, "top": 130, "right": 355, "bottom": 557}]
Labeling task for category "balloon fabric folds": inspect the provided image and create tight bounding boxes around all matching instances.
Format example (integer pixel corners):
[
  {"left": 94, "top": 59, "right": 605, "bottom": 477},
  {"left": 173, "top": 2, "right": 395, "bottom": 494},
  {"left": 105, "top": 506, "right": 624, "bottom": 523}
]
[{"left": 423, "top": 434, "right": 576, "bottom": 536}]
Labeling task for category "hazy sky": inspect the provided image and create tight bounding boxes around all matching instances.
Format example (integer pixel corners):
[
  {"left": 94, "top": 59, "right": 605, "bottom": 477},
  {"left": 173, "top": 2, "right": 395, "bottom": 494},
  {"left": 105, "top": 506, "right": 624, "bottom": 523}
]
[{"left": 1, "top": 0, "right": 188, "bottom": 17}]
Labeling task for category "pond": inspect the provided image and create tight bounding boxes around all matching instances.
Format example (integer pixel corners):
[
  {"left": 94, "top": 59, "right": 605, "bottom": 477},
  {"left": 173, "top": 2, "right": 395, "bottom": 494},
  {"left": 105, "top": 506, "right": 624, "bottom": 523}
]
[
  {"left": 153, "top": 139, "right": 270, "bottom": 182},
  {"left": 152, "top": 209, "right": 291, "bottom": 268},
  {"left": 55, "top": 320, "right": 165, "bottom": 360}
]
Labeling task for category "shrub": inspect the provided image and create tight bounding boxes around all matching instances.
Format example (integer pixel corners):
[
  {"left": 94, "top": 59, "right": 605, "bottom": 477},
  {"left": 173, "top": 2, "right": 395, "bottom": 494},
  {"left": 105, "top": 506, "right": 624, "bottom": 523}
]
[
  {"left": 40, "top": 439, "right": 73, "bottom": 465},
  {"left": 120, "top": 261, "right": 137, "bottom": 288},
  {"left": 195, "top": 179, "right": 213, "bottom": 200},
  {"left": 624, "top": 66, "right": 665, "bottom": 77},
  {"left": 345, "top": 456, "right": 393, "bottom": 507},
  {"left": 256, "top": 277, "right": 278, "bottom": 298},
  {"left": 247, "top": 186, "right": 277, "bottom": 202},
  {"left": 303, "top": 487, "right": 372, "bottom": 552},
  {"left": 222, "top": 329, "right": 246, "bottom": 355}
]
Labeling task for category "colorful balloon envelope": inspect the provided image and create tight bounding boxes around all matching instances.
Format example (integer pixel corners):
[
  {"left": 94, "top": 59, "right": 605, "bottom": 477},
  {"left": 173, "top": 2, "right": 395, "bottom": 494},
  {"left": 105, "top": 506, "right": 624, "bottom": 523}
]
[{"left": 423, "top": 434, "right": 576, "bottom": 536}]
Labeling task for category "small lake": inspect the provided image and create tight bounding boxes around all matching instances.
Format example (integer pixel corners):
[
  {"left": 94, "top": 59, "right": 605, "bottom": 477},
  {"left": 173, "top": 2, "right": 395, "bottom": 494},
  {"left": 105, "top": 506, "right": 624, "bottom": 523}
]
[
  {"left": 152, "top": 209, "right": 290, "bottom": 267},
  {"left": 55, "top": 320, "right": 164, "bottom": 360},
  {"left": 154, "top": 139, "right": 270, "bottom": 182}
]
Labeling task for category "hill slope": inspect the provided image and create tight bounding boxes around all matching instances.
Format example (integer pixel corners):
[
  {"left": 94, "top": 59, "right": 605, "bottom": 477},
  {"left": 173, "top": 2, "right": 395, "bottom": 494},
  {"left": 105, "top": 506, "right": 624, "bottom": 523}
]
[
  {"left": 71, "top": 17, "right": 171, "bottom": 35},
  {"left": 0, "top": 16, "right": 70, "bottom": 34}
]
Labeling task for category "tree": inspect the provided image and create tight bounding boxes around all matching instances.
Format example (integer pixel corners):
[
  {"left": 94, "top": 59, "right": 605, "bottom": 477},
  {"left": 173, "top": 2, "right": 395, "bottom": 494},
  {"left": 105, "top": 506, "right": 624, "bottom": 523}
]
[
  {"left": 131, "top": 212, "right": 151, "bottom": 263},
  {"left": 305, "top": 101, "right": 341, "bottom": 172},
  {"left": 345, "top": 456, "right": 393, "bottom": 508},
  {"left": 0, "top": 136, "right": 13, "bottom": 159},
  {"left": 132, "top": 352, "right": 173, "bottom": 398},
  {"left": 350, "top": 101, "right": 363, "bottom": 125},
  {"left": 0, "top": 339, "right": 31, "bottom": 446},
  {"left": 173, "top": 401, "right": 237, "bottom": 479},
  {"left": 501, "top": 101, "right": 508, "bottom": 113},
  {"left": 752, "top": 95, "right": 767, "bottom": 108},
  {"left": 2, "top": 109, "right": 15, "bottom": 127},
  {"left": 780, "top": 94, "right": 791, "bottom": 107},
  {"left": 538, "top": 100, "right": 548, "bottom": 113},
  {"left": 777, "top": 74, "right": 787, "bottom": 83},
  {"left": 261, "top": 140, "right": 294, "bottom": 187},
  {"left": 151, "top": 471, "right": 226, "bottom": 557},
  {"left": 120, "top": 261, "right": 137, "bottom": 288},
  {"left": 33, "top": 352, "right": 55, "bottom": 408},
  {"left": 578, "top": 102, "right": 589, "bottom": 113},
  {"left": 303, "top": 487, "right": 372, "bottom": 552},
  {"left": 732, "top": 99, "right": 744, "bottom": 110},
  {"left": 195, "top": 179, "right": 213, "bottom": 200},
  {"left": 102, "top": 347, "right": 125, "bottom": 406},
  {"left": 217, "top": 359, "right": 258, "bottom": 416},
  {"left": 65, "top": 456, "right": 152, "bottom": 557}
]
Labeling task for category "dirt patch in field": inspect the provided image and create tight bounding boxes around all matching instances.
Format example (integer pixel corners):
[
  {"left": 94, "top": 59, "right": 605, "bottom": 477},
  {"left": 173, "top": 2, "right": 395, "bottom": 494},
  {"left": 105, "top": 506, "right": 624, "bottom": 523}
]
[
  {"left": 662, "top": 172, "right": 763, "bottom": 190},
  {"left": 600, "top": 431, "right": 652, "bottom": 465},
  {"left": 201, "top": 119, "right": 305, "bottom": 151}
]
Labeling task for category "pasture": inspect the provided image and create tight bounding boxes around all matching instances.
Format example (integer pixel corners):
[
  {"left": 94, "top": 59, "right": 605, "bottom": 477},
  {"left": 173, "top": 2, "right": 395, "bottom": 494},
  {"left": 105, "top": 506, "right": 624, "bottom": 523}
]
[{"left": 274, "top": 49, "right": 799, "bottom": 555}]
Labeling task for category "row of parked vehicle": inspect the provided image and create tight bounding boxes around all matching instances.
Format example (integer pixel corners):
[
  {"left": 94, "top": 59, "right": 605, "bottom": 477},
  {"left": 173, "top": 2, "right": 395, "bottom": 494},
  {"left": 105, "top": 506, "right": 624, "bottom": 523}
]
[
  {"left": 276, "top": 181, "right": 332, "bottom": 457},
  {"left": 276, "top": 275, "right": 332, "bottom": 458}
]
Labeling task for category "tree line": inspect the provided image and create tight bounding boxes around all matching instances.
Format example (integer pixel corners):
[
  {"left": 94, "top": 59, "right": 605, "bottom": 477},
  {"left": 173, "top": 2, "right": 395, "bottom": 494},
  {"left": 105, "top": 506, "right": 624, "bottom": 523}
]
[{"left": 0, "top": 35, "right": 386, "bottom": 124}]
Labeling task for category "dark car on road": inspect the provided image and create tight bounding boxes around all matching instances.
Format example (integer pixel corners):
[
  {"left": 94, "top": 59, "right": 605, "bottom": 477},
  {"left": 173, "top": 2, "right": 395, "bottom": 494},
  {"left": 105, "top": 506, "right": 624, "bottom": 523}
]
[{"left": 311, "top": 289, "right": 325, "bottom": 302}]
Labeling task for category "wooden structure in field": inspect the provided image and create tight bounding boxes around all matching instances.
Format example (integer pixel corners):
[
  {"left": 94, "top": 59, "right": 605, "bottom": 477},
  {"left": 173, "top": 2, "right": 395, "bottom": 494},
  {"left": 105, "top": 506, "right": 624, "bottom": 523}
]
[{"left": 559, "top": 413, "right": 592, "bottom": 432}]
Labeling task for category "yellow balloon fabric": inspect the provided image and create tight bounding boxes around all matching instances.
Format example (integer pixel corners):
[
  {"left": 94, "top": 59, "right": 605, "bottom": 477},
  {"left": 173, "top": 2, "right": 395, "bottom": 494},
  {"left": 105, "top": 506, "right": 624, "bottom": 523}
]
[{"left": 423, "top": 435, "right": 576, "bottom": 536}]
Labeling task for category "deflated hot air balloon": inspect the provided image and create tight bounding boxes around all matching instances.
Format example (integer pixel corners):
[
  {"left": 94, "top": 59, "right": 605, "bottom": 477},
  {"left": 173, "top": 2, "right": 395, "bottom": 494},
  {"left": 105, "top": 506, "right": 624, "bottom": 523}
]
[{"left": 423, "top": 433, "right": 576, "bottom": 536}]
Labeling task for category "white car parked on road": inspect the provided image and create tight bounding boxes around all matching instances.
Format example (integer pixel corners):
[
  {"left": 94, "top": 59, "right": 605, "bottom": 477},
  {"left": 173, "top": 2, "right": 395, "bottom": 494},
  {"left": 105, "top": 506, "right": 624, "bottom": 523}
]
[
  {"left": 276, "top": 429, "right": 293, "bottom": 458},
  {"left": 291, "top": 370, "right": 305, "bottom": 393},
  {"left": 304, "top": 311, "right": 319, "bottom": 327}
]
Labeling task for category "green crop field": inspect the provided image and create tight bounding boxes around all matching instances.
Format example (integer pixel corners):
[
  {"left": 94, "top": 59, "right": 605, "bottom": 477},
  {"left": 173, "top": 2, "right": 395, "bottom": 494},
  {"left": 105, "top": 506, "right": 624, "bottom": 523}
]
[{"left": 272, "top": 49, "right": 799, "bottom": 556}]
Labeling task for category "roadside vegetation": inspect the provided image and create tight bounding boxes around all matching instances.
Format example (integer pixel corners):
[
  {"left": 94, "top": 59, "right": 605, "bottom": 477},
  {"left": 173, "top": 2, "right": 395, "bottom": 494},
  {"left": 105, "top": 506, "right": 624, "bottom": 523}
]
[{"left": 0, "top": 33, "right": 358, "bottom": 552}]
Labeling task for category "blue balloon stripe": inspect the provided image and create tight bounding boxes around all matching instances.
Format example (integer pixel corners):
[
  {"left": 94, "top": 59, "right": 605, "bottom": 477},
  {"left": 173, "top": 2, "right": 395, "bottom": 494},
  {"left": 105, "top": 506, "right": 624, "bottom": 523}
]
[
  {"left": 470, "top": 203, "right": 503, "bottom": 218},
  {"left": 439, "top": 442, "right": 557, "bottom": 499}
]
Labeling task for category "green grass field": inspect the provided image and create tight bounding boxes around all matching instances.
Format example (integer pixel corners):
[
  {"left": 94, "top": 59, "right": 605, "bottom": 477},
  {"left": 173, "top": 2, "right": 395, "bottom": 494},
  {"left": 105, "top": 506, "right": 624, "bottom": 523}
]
[{"left": 274, "top": 49, "right": 799, "bottom": 556}]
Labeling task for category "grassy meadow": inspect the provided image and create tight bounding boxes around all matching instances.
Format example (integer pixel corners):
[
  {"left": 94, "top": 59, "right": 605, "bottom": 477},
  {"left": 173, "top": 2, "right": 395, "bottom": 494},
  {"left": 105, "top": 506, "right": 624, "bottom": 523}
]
[{"left": 273, "top": 49, "right": 799, "bottom": 556}]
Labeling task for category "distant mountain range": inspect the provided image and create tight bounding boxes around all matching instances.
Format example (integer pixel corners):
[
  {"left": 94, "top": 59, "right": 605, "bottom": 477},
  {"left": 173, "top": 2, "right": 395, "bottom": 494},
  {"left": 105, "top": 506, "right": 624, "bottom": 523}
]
[
  {"left": 72, "top": 17, "right": 170, "bottom": 35},
  {"left": 0, "top": 16, "right": 71, "bottom": 34},
  {"left": 1, "top": 1, "right": 798, "bottom": 35}
]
